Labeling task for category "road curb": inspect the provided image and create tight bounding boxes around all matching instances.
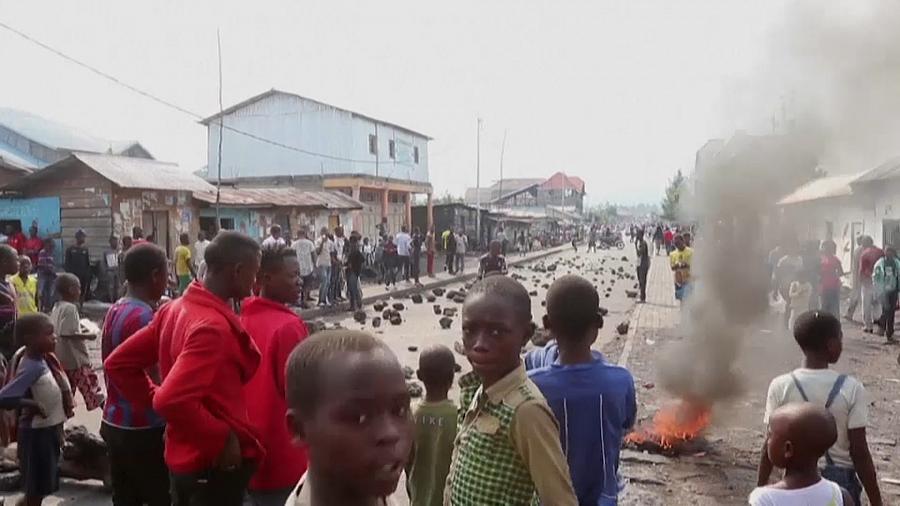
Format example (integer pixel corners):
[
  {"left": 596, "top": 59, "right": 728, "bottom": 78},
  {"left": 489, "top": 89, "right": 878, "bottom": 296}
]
[{"left": 296, "top": 246, "right": 569, "bottom": 320}]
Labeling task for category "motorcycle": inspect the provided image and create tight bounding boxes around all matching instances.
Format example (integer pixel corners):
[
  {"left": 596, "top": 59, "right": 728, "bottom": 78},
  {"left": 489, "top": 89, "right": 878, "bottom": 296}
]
[{"left": 597, "top": 235, "right": 625, "bottom": 250}]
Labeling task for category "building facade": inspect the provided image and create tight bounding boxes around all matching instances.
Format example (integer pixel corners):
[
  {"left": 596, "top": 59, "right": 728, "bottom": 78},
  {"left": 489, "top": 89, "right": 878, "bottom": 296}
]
[{"left": 201, "top": 90, "right": 433, "bottom": 239}]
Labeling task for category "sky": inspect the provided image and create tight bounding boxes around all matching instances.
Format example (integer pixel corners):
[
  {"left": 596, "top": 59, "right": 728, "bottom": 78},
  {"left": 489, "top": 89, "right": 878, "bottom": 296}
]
[{"left": 0, "top": 0, "right": 788, "bottom": 206}]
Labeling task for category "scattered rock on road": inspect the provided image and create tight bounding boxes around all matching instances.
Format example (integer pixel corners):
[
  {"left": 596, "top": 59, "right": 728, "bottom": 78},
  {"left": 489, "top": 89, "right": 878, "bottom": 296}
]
[
  {"left": 617, "top": 321, "right": 630, "bottom": 335},
  {"left": 439, "top": 316, "right": 454, "bottom": 329}
]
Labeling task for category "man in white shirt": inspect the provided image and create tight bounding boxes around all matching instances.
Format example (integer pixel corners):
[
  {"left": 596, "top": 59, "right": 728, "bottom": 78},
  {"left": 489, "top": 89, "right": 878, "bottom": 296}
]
[
  {"left": 394, "top": 226, "right": 412, "bottom": 282},
  {"left": 292, "top": 227, "right": 317, "bottom": 308},
  {"left": 193, "top": 231, "right": 210, "bottom": 271},
  {"left": 330, "top": 227, "right": 347, "bottom": 303},
  {"left": 455, "top": 230, "right": 468, "bottom": 273},
  {"left": 315, "top": 228, "right": 335, "bottom": 306},
  {"left": 262, "top": 225, "right": 287, "bottom": 248}
]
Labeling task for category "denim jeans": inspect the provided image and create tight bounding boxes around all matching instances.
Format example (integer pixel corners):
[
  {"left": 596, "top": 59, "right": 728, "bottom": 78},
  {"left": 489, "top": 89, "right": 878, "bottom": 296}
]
[
  {"left": 317, "top": 265, "right": 331, "bottom": 305},
  {"left": 347, "top": 272, "right": 362, "bottom": 310},
  {"left": 37, "top": 272, "right": 56, "bottom": 312}
]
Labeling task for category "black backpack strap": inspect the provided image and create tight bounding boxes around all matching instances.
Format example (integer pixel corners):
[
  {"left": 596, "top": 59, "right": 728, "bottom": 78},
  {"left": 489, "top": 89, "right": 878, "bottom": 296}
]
[{"left": 790, "top": 372, "right": 810, "bottom": 401}]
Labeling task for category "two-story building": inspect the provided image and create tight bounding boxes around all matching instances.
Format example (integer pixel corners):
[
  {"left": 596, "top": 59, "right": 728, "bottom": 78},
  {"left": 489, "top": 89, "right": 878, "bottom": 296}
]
[
  {"left": 201, "top": 89, "right": 433, "bottom": 239},
  {"left": 464, "top": 171, "right": 586, "bottom": 215}
]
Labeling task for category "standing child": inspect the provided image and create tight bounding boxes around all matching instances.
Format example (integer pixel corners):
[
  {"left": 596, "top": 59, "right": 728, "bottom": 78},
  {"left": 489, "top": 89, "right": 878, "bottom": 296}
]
[
  {"left": 105, "top": 232, "right": 263, "bottom": 506},
  {"left": 64, "top": 230, "right": 91, "bottom": 303},
  {"left": 35, "top": 240, "right": 56, "bottom": 314},
  {"left": 0, "top": 246, "right": 19, "bottom": 365},
  {"left": 50, "top": 274, "right": 104, "bottom": 411},
  {"left": 788, "top": 271, "right": 813, "bottom": 331},
  {"left": 174, "top": 233, "right": 196, "bottom": 296},
  {"left": 447, "top": 276, "right": 577, "bottom": 505},
  {"left": 100, "top": 243, "right": 170, "bottom": 506},
  {"left": 101, "top": 235, "right": 120, "bottom": 303},
  {"left": 0, "top": 314, "right": 74, "bottom": 506},
  {"left": 757, "top": 311, "right": 882, "bottom": 506},
  {"left": 477, "top": 240, "right": 508, "bottom": 280},
  {"left": 283, "top": 330, "right": 413, "bottom": 505},
  {"left": 407, "top": 345, "right": 457, "bottom": 506},
  {"left": 526, "top": 275, "right": 636, "bottom": 505},
  {"left": 241, "top": 244, "right": 310, "bottom": 506},
  {"left": 346, "top": 235, "right": 365, "bottom": 311},
  {"left": 750, "top": 403, "right": 853, "bottom": 506},
  {"left": 11, "top": 256, "right": 38, "bottom": 316}
]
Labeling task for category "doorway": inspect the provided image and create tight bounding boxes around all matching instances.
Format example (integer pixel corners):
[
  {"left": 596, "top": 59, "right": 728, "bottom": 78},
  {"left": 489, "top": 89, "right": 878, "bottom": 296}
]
[
  {"left": 142, "top": 211, "right": 171, "bottom": 256},
  {"left": 883, "top": 220, "right": 900, "bottom": 248}
]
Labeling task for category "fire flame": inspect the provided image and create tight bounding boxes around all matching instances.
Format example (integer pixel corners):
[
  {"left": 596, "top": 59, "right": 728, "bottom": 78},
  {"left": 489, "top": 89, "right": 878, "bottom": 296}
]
[{"left": 625, "top": 401, "right": 711, "bottom": 450}]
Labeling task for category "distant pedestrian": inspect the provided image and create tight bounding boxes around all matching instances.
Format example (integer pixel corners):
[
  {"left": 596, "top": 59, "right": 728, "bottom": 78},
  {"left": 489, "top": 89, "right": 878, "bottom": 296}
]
[
  {"left": 262, "top": 225, "right": 287, "bottom": 248},
  {"left": 653, "top": 225, "right": 664, "bottom": 255},
  {"left": 330, "top": 227, "right": 347, "bottom": 303},
  {"left": 23, "top": 226, "right": 43, "bottom": 267},
  {"left": 443, "top": 229, "right": 456, "bottom": 275},
  {"left": 346, "top": 235, "right": 365, "bottom": 311},
  {"left": 36, "top": 240, "right": 56, "bottom": 313},
  {"left": 194, "top": 230, "right": 210, "bottom": 272},
  {"left": 454, "top": 229, "right": 467, "bottom": 274},
  {"left": 518, "top": 232, "right": 527, "bottom": 256},
  {"left": 669, "top": 235, "right": 693, "bottom": 304},
  {"left": 425, "top": 227, "right": 436, "bottom": 277},
  {"left": 64, "top": 230, "right": 91, "bottom": 303},
  {"left": 873, "top": 246, "right": 900, "bottom": 342},
  {"left": 315, "top": 227, "right": 334, "bottom": 307},
  {"left": 0, "top": 246, "right": 18, "bottom": 361},
  {"left": 844, "top": 235, "right": 865, "bottom": 321},
  {"left": 635, "top": 229, "right": 650, "bottom": 303},
  {"left": 383, "top": 236, "right": 399, "bottom": 289},
  {"left": 5, "top": 225, "right": 25, "bottom": 255},
  {"left": 11, "top": 256, "right": 38, "bottom": 316},
  {"left": 101, "top": 235, "right": 121, "bottom": 302},
  {"left": 663, "top": 227, "right": 674, "bottom": 255},
  {"left": 818, "top": 240, "right": 843, "bottom": 318},
  {"left": 174, "top": 233, "right": 196, "bottom": 296},
  {"left": 859, "top": 237, "right": 884, "bottom": 334},
  {"left": 410, "top": 227, "right": 422, "bottom": 286},
  {"left": 788, "top": 270, "right": 814, "bottom": 331},
  {"left": 291, "top": 228, "right": 316, "bottom": 309},
  {"left": 395, "top": 226, "right": 412, "bottom": 282}
]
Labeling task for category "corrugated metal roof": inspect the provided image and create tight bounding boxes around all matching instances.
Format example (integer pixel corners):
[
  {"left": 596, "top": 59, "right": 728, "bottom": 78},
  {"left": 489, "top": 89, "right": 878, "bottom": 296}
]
[
  {"left": 852, "top": 157, "right": 900, "bottom": 184},
  {"left": 3, "top": 153, "right": 215, "bottom": 193},
  {"left": 541, "top": 172, "right": 585, "bottom": 192},
  {"left": 193, "top": 187, "right": 363, "bottom": 210},
  {"left": 0, "top": 108, "right": 151, "bottom": 157},
  {"left": 0, "top": 140, "right": 40, "bottom": 171},
  {"left": 200, "top": 89, "right": 432, "bottom": 140},
  {"left": 777, "top": 173, "right": 863, "bottom": 206}
]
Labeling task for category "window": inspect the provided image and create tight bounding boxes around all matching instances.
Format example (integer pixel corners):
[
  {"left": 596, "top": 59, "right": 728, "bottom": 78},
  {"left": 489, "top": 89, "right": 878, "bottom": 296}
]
[
  {"left": 414, "top": 146, "right": 420, "bottom": 164},
  {"left": 368, "top": 134, "right": 378, "bottom": 155},
  {"left": 388, "top": 140, "right": 396, "bottom": 160}
]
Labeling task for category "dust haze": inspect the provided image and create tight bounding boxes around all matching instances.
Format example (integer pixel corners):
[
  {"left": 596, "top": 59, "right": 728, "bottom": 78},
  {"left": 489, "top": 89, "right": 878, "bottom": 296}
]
[{"left": 656, "top": 0, "right": 900, "bottom": 405}]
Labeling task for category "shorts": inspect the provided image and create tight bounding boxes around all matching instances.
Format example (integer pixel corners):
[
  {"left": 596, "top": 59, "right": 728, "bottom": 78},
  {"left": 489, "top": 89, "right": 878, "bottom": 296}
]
[
  {"left": 675, "top": 282, "right": 693, "bottom": 301},
  {"left": 178, "top": 274, "right": 192, "bottom": 294},
  {"left": 18, "top": 425, "right": 62, "bottom": 497},
  {"left": 66, "top": 366, "right": 105, "bottom": 411}
]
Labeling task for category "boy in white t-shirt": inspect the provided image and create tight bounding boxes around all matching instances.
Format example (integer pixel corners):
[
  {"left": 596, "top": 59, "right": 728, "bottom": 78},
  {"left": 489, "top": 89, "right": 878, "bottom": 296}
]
[
  {"left": 757, "top": 311, "right": 882, "bottom": 506},
  {"left": 749, "top": 403, "right": 852, "bottom": 506}
]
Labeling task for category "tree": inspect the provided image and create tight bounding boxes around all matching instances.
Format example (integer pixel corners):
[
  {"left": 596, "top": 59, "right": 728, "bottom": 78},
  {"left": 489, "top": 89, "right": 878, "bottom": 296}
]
[{"left": 660, "top": 170, "right": 686, "bottom": 221}]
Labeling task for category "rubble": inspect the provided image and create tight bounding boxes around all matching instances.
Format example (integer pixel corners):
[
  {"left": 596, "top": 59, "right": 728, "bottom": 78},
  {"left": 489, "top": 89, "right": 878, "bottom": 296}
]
[
  {"left": 531, "top": 328, "right": 552, "bottom": 346},
  {"left": 353, "top": 310, "right": 367, "bottom": 323},
  {"left": 390, "top": 314, "right": 403, "bottom": 325},
  {"left": 402, "top": 365, "right": 415, "bottom": 379},
  {"left": 443, "top": 307, "right": 458, "bottom": 317},
  {"left": 411, "top": 293, "right": 423, "bottom": 304},
  {"left": 433, "top": 304, "right": 442, "bottom": 315},
  {"left": 426, "top": 294, "right": 437, "bottom": 303},
  {"left": 452, "top": 295, "right": 466, "bottom": 304},
  {"left": 392, "top": 302, "right": 405, "bottom": 311},
  {"left": 407, "top": 381, "right": 423, "bottom": 398},
  {"left": 373, "top": 301, "right": 387, "bottom": 311},
  {"left": 433, "top": 288, "right": 446, "bottom": 296},
  {"left": 371, "top": 317, "right": 382, "bottom": 328},
  {"left": 617, "top": 320, "right": 630, "bottom": 335},
  {"left": 439, "top": 316, "right": 454, "bottom": 329}
]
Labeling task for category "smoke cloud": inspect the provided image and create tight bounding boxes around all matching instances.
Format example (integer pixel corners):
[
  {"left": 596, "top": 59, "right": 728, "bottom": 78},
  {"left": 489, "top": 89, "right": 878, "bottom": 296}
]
[{"left": 656, "top": 0, "right": 900, "bottom": 405}]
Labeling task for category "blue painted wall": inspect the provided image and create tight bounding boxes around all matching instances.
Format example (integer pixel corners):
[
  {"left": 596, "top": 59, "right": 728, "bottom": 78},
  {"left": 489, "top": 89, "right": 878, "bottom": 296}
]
[{"left": 0, "top": 196, "right": 61, "bottom": 237}]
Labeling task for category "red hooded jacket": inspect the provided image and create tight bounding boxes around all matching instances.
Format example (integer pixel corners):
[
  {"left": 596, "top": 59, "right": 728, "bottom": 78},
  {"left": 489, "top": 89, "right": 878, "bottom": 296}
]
[
  {"left": 240, "top": 296, "right": 309, "bottom": 491},
  {"left": 104, "top": 281, "right": 263, "bottom": 474}
]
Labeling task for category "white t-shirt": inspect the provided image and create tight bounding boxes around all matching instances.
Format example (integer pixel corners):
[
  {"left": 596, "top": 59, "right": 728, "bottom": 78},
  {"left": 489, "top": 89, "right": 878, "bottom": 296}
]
[
  {"left": 456, "top": 234, "right": 468, "bottom": 254},
  {"left": 315, "top": 237, "right": 335, "bottom": 268},
  {"left": 292, "top": 238, "right": 316, "bottom": 276},
  {"left": 334, "top": 237, "right": 346, "bottom": 261},
  {"left": 395, "top": 232, "right": 412, "bottom": 257},
  {"left": 764, "top": 369, "right": 868, "bottom": 468},
  {"left": 749, "top": 478, "right": 844, "bottom": 506},
  {"left": 262, "top": 235, "right": 287, "bottom": 248},
  {"left": 193, "top": 239, "right": 210, "bottom": 268}
]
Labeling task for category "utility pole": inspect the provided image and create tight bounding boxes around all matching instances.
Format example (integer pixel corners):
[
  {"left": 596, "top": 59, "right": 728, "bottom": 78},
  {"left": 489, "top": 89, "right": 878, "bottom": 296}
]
[
  {"left": 214, "top": 28, "right": 224, "bottom": 232},
  {"left": 475, "top": 117, "right": 482, "bottom": 247}
]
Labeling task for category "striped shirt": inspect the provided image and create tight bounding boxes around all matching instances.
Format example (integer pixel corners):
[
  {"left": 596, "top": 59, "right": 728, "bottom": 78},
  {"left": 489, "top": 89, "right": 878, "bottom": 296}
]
[{"left": 101, "top": 298, "right": 164, "bottom": 429}]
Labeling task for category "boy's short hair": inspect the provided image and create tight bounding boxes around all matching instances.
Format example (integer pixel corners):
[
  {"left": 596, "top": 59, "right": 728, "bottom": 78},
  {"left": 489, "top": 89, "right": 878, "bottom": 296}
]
[
  {"left": 124, "top": 243, "right": 168, "bottom": 285},
  {"left": 286, "top": 330, "right": 392, "bottom": 415},
  {"left": 0, "top": 245, "right": 16, "bottom": 263},
  {"left": 467, "top": 275, "right": 531, "bottom": 321},
  {"left": 55, "top": 272, "right": 80, "bottom": 294},
  {"left": 546, "top": 275, "right": 603, "bottom": 338},
  {"left": 16, "top": 313, "right": 50, "bottom": 347},
  {"left": 793, "top": 310, "right": 841, "bottom": 352},
  {"left": 417, "top": 345, "right": 455, "bottom": 388},
  {"left": 259, "top": 243, "right": 297, "bottom": 274},
  {"left": 204, "top": 231, "right": 261, "bottom": 271}
]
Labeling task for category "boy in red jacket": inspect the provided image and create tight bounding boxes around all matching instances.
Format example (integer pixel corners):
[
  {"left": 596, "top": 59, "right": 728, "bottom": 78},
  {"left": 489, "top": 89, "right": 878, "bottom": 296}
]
[
  {"left": 241, "top": 243, "right": 310, "bottom": 506},
  {"left": 104, "top": 231, "right": 263, "bottom": 506}
]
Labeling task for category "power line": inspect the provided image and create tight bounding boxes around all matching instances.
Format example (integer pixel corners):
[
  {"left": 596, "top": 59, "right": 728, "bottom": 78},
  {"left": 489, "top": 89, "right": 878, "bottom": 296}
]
[{"left": 0, "top": 19, "right": 410, "bottom": 166}]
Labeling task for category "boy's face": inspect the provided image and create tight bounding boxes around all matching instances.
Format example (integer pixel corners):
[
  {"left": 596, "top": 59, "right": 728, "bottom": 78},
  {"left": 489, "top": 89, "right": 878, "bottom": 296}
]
[
  {"left": 19, "top": 258, "right": 31, "bottom": 276},
  {"left": 0, "top": 253, "right": 18, "bottom": 276},
  {"left": 229, "top": 252, "right": 262, "bottom": 300},
  {"left": 67, "top": 279, "right": 82, "bottom": 300},
  {"left": 825, "top": 332, "right": 843, "bottom": 364},
  {"left": 109, "top": 237, "right": 118, "bottom": 249},
  {"left": 149, "top": 266, "right": 170, "bottom": 302},
  {"left": 462, "top": 292, "right": 530, "bottom": 385},
  {"left": 263, "top": 256, "right": 301, "bottom": 304},
  {"left": 31, "top": 321, "right": 58, "bottom": 354},
  {"left": 291, "top": 349, "right": 412, "bottom": 499}
]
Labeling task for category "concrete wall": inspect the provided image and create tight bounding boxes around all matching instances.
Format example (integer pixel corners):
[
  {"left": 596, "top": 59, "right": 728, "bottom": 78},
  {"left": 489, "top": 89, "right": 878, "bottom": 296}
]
[{"left": 208, "top": 93, "right": 429, "bottom": 183}]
